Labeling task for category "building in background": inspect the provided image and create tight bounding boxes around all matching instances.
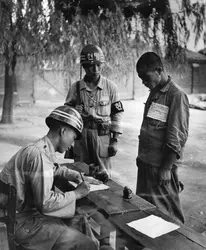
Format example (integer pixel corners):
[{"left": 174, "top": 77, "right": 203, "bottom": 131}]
[
  {"left": 170, "top": 50, "right": 206, "bottom": 94},
  {"left": 1, "top": 50, "right": 206, "bottom": 107}
]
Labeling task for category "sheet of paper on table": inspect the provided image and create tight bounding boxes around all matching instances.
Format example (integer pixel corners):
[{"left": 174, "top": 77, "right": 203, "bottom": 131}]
[
  {"left": 90, "top": 183, "right": 110, "bottom": 192},
  {"left": 127, "top": 214, "right": 180, "bottom": 239},
  {"left": 68, "top": 181, "right": 110, "bottom": 192}
]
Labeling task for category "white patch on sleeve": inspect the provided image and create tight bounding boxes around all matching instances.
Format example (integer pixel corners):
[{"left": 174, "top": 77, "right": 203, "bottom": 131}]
[{"left": 147, "top": 102, "right": 169, "bottom": 122}]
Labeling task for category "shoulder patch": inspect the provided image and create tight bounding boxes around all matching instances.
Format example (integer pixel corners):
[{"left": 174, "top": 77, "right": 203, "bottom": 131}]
[{"left": 111, "top": 101, "right": 124, "bottom": 114}]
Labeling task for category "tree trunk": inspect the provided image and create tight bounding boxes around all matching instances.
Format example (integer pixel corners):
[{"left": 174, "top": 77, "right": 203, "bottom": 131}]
[{"left": 1, "top": 61, "right": 16, "bottom": 124}]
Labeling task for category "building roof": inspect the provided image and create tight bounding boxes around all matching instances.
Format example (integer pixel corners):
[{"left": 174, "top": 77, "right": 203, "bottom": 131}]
[
  {"left": 198, "top": 48, "right": 206, "bottom": 55},
  {"left": 186, "top": 49, "right": 206, "bottom": 63}
]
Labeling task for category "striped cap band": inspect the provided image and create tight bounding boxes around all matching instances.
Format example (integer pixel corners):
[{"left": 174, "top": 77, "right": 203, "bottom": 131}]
[
  {"left": 52, "top": 110, "right": 82, "bottom": 129},
  {"left": 46, "top": 106, "right": 83, "bottom": 135}
]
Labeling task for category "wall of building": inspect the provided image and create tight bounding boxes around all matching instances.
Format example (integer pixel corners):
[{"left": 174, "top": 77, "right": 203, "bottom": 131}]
[
  {"left": 168, "top": 65, "right": 192, "bottom": 94},
  {"left": 1, "top": 57, "right": 206, "bottom": 107}
]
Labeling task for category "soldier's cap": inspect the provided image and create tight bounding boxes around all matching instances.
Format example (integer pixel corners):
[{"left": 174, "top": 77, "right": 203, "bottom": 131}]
[{"left": 45, "top": 105, "right": 83, "bottom": 139}]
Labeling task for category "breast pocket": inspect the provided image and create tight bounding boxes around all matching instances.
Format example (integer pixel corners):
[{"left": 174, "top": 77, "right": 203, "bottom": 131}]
[
  {"left": 148, "top": 117, "right": 167, "bottom": 129},
  {"left": 96, "top": 100, "right": 110, "bottom": 117}
]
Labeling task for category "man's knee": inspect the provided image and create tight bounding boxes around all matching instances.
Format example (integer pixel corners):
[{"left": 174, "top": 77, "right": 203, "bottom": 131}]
[{"left": 54, "top": 228, "right": 98, "bottom": 250}]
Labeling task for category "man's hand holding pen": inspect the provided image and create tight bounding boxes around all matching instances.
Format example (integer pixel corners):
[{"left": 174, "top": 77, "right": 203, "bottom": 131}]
[
  {"left": 74, "top": 180, "right": 90, "bottom": 200},
  {"left": 74, "top": 172, "right": 102, "bottom": 200}
]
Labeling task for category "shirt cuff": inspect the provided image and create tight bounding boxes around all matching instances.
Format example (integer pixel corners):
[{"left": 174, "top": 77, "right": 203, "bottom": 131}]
[{"left": 166, "top": 143, "right": 181, "bottom": 159}]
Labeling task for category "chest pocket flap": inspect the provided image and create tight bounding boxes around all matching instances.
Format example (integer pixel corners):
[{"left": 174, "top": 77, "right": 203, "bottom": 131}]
[{"left": 96, "top": 99, "right": 110, "bottom": 116}]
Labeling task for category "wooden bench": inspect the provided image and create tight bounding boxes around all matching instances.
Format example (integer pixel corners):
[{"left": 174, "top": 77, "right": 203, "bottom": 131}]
[{"left": 0, "top": 179, "right": 17, "bottom": 250}]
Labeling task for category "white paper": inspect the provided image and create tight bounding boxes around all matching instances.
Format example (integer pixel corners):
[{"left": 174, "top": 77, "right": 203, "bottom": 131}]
[
  {"left": 68, "top": 181, "right": 78, "bottom": 187},
  {"left": 90, "top": 183, "right": 110, "bottom": 192},
  {"left": 68, "top": 181, "right": 109, "bottom": 192},
  {"left": 147, "top": 102, "right": 169, "bottom": 122},
  {"left": 127, "top": 215, "right": 180, "bottom": 238}
]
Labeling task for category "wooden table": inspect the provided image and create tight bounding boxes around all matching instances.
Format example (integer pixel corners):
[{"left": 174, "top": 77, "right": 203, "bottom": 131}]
[
  {"left": 87, "top": 180, "right": 206, "bottom": 250},
  {"left": 61, "top": 162, "right": 206, "bottom": 250}
]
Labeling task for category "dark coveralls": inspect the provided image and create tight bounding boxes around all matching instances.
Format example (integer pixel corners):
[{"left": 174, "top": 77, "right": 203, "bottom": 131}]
[{"left": 136, "top": 77, "right": 190, "bottom": 224}]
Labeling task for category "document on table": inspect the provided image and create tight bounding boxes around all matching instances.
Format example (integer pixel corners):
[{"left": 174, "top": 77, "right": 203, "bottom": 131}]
[
  {"left": 90, "top": 183, "right": 109, "bottom": 192},
  {"left": 127, "top": 215, "right": 180, "bottom": 238},
  {"left": 68, "top": 181, "right": 110, "bottom": 192}
]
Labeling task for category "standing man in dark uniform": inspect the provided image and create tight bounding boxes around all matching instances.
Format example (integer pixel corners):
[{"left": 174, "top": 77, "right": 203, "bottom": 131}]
[
  {"left": 135, "top": 52, "right": 189, "bottom": 224},
  {"left": 65, "top": 44, "right": 124, "bottom": 178}
]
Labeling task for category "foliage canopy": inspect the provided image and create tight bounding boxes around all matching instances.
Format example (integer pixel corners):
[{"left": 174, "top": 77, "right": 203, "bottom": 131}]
[
  {"left": 0, "top": 0, "right": 206, "bottom": 123},
  {"left": 0, "top": 0, "right": 205, "bottom": 76}
]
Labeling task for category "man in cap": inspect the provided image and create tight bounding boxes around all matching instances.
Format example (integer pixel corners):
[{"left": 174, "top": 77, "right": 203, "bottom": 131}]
[
  {"left": 135, "top": 52, "right": 189, "bottom": 224},
  {"left": 0, "top": 105, "right": 100, "bottom": 250},
  {"left": 65, "top": 44, "right": 124, "bottom": 178}
]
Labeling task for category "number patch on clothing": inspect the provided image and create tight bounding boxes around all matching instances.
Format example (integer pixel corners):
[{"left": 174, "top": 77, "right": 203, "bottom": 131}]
[
  {"left": 111, "top": 101, "right": 124, "bottom": 114},
  {"left": 147, "top": 102, "right": 169, "bottom": 122}
]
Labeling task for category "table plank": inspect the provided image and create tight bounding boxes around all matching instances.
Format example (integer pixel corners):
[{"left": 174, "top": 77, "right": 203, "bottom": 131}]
[
  {"left": 110, "top": 211, "right": 206, "bottom": 250},
  {"left": 62, "top": 163, "right": 154, "bottom": 211},
  {"left": 108, "top": 180, "right": 156, "bottom": 211},
  {"left": 88, "top": 188, "right": 139, "bottom": 215}
]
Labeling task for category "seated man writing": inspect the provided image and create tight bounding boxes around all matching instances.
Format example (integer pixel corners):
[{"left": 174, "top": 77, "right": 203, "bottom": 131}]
[{"left": 0, "top": 105, "right": 102, "bottom": 250}]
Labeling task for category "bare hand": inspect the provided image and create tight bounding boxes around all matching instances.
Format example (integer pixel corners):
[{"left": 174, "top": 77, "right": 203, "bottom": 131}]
[
  {"left": 75, "top": 105, "right": 83, "bottom": 114},
  {"left": 94, "top": 170, "right": 109, "bottom": 183},
  {"left": 108, "top": 140, "right": 118, "bottom": 157},
  {"left": 74, "top": 181, "right": 90, "bottom": 200},
  {"left": 158, "top": 169, "right": 171, "bottom": 186},
  {"left": 67, "top": 169, "right": 82, "bottom": 184}
]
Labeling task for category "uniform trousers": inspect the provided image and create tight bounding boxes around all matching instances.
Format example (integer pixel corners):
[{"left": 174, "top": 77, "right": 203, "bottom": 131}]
[
  {"left": 74, "top": 128, "right": 112, "bottom": 176},
  {"left": 15, "top": 211, "right": 98, "bottom": 250},
  {"left": 136, "top": 160, "right": 185, "bottom": 224}
]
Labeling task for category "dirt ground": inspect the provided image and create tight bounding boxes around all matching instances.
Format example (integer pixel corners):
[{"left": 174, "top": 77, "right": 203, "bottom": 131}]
[{"left": 0, "top": 98, "right": 206, "bottom": 234}]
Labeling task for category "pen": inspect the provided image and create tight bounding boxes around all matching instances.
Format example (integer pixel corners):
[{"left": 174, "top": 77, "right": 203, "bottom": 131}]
[{"left": 80, "top": 172, "right": 84, "bottom": 182}]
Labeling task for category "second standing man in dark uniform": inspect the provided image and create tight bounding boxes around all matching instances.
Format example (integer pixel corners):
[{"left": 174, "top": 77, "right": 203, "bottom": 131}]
[{"left": 135, "top": 52, "right": 189, "bottom": 224}]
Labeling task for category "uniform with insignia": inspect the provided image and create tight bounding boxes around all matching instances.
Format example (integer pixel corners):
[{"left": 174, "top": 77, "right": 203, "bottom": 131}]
[
  {"left": 65, "top": 75, "right": 124, "bottom": 176},
  {"left": 0, "top": 106, "right": 99, "bottom": 250}
]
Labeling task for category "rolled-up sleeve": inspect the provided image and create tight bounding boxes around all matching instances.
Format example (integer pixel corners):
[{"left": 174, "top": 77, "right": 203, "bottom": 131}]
[
  {"left": 166, "top": 90, "right": 190, "bottom": 157},
  {"left": 54, "top": 165, "right": 80, "bottom": 181},
  {"left": 110, "top": 83, "right": 124, "bottom": 134},
  {"left": 29, "top": 153, "right": 76, "bottom": 218}
]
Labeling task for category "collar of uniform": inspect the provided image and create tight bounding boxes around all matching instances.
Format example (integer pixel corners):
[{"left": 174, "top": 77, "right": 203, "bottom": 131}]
[
  {"left": 44, "top": 136, "right": 57, "bottom": 163},
  {"left": 80, "top": 75, "right": 104, "bottom": 90},
  {"left": 43, "top": 136, "right": 56, "bottom": 158},
  {"left": 159, "top": 76, "right": 171, "bottom": 93}
]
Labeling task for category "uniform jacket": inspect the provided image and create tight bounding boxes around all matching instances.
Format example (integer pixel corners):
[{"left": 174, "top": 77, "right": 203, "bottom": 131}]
[
  {"left": 65, "top": 75, "right": 123, "bottom": 134},
  {"left": 0, "top": 136, "right": 77, "bottom": 218},
  {"left": 138, "top": 77, "right": 190, "bottom": 167}
]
